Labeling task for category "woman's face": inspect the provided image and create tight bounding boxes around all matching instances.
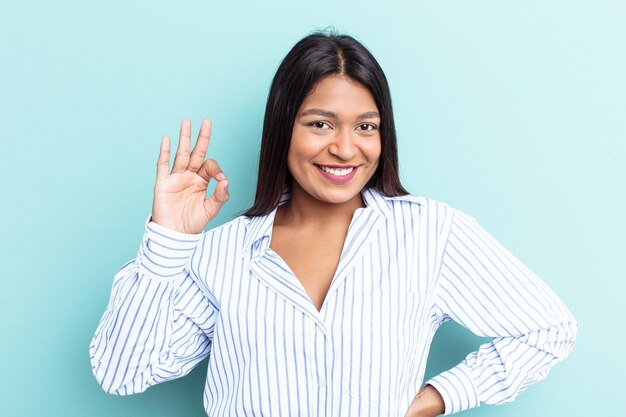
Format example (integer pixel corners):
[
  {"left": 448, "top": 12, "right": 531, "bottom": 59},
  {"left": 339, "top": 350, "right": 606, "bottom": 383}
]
[{"left": 287, "top": 74, "right": 381, "bottom": 205}]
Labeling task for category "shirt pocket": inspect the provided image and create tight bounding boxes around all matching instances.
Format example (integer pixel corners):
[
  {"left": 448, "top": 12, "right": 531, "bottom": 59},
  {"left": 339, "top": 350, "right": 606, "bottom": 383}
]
[{"left": 344, "top": 286, "right": 423, "bottom": 402}]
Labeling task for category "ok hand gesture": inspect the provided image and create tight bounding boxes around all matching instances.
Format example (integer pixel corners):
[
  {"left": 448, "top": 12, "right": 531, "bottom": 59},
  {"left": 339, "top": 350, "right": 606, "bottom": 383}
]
[{"left": 151, "top": 119, "right": 229, "bottom": 234}]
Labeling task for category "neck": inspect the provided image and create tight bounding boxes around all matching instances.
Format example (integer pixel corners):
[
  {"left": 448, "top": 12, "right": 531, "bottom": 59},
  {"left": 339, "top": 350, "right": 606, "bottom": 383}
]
[{"left": 276, "top": 182, "right": 365, "bottom": 228}]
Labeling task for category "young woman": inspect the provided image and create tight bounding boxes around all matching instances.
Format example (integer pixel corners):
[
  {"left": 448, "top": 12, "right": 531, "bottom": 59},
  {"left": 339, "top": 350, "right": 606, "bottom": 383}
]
[{"left": 90, "top": 32, "right": 578, "bottom": 416}]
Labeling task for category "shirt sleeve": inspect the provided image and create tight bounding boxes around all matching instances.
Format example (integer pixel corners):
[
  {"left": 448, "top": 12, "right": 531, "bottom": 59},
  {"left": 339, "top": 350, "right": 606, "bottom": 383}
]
[
  {"left": 425, "top": 209, "right": 578, "bottom": 415},
  {"left": 89, "top": 215, "right": 219, "bottom": 395}
]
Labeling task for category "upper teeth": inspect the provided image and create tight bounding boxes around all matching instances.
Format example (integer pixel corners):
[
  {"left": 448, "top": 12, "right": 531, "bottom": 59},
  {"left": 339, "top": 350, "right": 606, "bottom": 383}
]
[{"left": 321, "top": 166, "right": 354, "bottom": 176}]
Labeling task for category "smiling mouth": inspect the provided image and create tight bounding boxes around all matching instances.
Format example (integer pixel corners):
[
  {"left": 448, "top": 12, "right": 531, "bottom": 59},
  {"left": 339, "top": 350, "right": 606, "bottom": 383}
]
[{"left": 316, "top": 165, "right": 356, "bottom": 177}]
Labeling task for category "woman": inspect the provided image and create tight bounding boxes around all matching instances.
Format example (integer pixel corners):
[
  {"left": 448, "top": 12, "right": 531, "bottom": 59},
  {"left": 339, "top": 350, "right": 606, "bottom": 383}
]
[{"left": 90, "top": 32, "right": 578, "bottom": 416}]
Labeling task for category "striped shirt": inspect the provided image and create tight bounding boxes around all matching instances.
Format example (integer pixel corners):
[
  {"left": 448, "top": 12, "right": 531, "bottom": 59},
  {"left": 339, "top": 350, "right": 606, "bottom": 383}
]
[{"left": 89, "top": 187, "right": 578, "bottom": 416}]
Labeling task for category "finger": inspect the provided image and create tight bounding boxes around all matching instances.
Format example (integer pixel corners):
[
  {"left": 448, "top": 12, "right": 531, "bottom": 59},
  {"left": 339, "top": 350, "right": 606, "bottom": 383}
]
[
  {"left": 156, "top": 135, "right": 171, "bottom": 180},
  {"left": 171, "top": 118, "right": 192, "bottom": 174},
  {"left": 213, "top": 179, "right": 229, "bottom": 204},
  {"left": 197, "top": 158, "right": 226, "bottom": 183},
  {"left": 188, "top": 119, "right": 211, "bottom": 173},
  {"left": 204, "top": 179, "right": 229, "bottom": 219}
]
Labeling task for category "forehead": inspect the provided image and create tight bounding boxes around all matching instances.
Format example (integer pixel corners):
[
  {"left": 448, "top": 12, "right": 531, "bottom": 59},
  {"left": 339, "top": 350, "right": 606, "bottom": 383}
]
[{"left": 299, "top": 74, "right": 378, "bottom": 116}]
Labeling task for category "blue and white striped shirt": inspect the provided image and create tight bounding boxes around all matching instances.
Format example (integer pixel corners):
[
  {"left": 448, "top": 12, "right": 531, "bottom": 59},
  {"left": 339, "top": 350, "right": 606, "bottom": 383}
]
[{"left": 90, "top": 187, "right": 577, "bottom": 416}]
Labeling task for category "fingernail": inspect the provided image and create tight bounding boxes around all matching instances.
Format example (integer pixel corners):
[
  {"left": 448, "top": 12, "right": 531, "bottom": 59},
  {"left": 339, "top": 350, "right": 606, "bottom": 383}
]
[
  {"left": 217, "top": 172, "right": 226, "bottom": 181},
  {"left": 224, "top": 182, "right": 229, "bottom": 193}
]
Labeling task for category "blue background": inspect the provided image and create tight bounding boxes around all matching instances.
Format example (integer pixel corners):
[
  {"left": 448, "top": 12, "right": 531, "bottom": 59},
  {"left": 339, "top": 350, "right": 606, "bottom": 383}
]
[{"left": 1, "top": 1, "right": 624, "bottom": 416}]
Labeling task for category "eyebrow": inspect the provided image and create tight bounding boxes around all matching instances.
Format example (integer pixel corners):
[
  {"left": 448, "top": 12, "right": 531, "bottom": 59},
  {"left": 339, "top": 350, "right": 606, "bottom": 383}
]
[{"left": 299, "top": 108, "right": 380, "bottom": 120}]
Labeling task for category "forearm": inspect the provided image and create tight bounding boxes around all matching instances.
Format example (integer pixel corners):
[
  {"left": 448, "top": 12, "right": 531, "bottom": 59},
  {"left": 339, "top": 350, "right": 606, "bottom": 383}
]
[
  {"left": 425, "top": 320, "right": 578, "bottom": 414},
  {"left": 90, "top": 215, "right": 209, "bottom": 395},
  {"left": 428, "top": 208, "right": 579, "bottom": 414},
  {"left": 90, "top": 259, "right": 179, "bottom": 394}
]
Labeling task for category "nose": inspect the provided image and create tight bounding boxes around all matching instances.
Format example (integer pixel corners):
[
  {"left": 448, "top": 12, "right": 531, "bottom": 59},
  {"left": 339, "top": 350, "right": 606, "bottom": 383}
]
[{"left": 328, "top": 127, "right": 357, "bottom": 160}]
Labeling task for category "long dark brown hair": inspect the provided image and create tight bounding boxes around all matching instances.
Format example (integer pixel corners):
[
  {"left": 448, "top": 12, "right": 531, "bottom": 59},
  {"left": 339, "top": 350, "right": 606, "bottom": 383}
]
[{"left": 243, "top": 30, "right": 408, "bottom": 217}]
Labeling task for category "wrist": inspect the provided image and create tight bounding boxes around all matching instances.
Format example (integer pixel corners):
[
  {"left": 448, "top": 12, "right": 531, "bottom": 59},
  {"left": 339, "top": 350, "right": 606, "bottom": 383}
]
[
  {"left": 426, "top": 385, "right": 445, "bottom": 411},
  {"left": 413, "top": 385, "right": 445, "bottom": 417}
]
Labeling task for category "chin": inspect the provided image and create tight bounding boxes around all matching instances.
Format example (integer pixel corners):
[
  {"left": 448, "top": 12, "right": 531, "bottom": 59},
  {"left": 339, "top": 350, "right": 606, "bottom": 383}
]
[{"left": 312, "top": 187, "right": 363, "bottom": 205}]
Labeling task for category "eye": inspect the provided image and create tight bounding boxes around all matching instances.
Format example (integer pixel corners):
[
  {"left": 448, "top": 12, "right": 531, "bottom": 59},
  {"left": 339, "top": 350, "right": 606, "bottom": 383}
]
[
  {"left": 309, "top": 121, "right": 331, "bottom": 130},
  {"left": 357, "top": 123, "right": 378, "bottom": 131}
]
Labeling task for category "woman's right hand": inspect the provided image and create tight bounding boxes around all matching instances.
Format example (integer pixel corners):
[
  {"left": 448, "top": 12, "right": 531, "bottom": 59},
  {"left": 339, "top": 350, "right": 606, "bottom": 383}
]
[{"left": 151, "top": 118, "right": 229, "bottom": 235}]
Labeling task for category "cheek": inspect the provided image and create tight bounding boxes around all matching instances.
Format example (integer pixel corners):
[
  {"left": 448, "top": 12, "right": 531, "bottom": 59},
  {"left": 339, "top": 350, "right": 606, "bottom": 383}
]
[
  {"left": 286, "top": 140, "right": 311, "bottom": 175},
  {"left": 289, "top": 133, "right": 321, "bottom": 161},
  {"left": 287, "top": 144, "right": 304, "bottom": 168},
  {"left": 286, "top": 132, "right": 300, "bottom": 172},
  {"left": 286, "top": 149, "right": 298, "bottom": 176},
  {"left": 365, "top": 137, "right": 382, "bottom": 162}
]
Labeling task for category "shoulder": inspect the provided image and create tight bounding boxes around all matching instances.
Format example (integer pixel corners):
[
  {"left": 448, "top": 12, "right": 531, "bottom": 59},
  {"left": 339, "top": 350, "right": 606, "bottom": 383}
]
[
  {"left": 383, "top": 194, "right": 491, "bottom": 244},
  {"left": 199, "top": 215, "right": 248, "bottom": 245},
  {"left": 199, "top": 210, "right": 276, "bottom": 254},
  {"left": 376, "top": 190, "right": 457, "bottom": 222}
]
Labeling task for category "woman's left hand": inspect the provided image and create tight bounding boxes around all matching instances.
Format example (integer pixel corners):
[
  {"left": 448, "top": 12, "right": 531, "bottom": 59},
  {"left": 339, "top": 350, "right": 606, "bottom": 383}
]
[{"left": 403, "top": 385, "right": 445, "bottom": 417}]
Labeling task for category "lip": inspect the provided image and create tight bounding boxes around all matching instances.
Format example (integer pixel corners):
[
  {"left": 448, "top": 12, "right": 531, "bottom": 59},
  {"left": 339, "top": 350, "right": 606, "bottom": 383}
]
[
  {"left": 315, "top": 164, "right": 358, "bottom": 184},
  {"left": 317, "top": 164, "right": 357, "bottom": 168}
]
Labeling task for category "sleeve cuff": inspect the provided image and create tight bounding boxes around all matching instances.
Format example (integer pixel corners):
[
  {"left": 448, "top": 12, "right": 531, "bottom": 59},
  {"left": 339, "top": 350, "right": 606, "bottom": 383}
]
[
  {"left": 426, "top": 362, "right": 480, "bottom": 415},
  {"left": 137, "top": 215, "right": 203, "bottom": 282}
]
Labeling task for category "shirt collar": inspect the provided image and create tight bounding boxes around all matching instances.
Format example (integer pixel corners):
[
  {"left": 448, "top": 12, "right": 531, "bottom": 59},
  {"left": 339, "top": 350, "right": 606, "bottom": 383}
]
[
  {"left": 361, "top": 187, "right": 392, "bottom": 218},
  {"left": 243, "top": 186, "right": 392, "bottom": 257},
  {"left": 242, "top": 187, "right": 290, "bottom": 255}
]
